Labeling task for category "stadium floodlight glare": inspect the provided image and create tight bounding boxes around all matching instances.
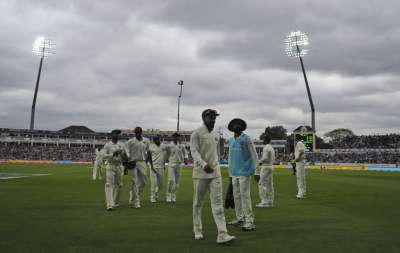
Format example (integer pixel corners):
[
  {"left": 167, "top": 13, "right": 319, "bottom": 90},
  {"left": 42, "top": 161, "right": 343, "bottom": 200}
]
[
  {"left": 285, "top": 30, "right": 315, "bottom": 131},
  {"left": 32, "top": 37, "right": 56, "bottom": 58},
  {"left": 285, "top": 31, "right": 309, "bottom": 58},
  {"left": 177, "top": 80, "right": 184, "bottom": 133},
  {"left": 30, "top": 36, "right": 56, "bottom": 131}
]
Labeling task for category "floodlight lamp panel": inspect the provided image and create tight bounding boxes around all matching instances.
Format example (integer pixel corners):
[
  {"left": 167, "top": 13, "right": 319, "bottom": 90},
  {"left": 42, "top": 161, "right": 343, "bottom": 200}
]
[
  {"left": 285, "top": 30, "right": 309, "bottom": 58},
  {"left": 32, "top": 36, "right": 56, "bottom": 58}
]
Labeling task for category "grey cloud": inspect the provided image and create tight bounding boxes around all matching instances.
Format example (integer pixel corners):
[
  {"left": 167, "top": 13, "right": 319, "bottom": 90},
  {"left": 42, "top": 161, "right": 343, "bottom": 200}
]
[{"left": 143, "top": 0, "right": 400, "bottom": 76}]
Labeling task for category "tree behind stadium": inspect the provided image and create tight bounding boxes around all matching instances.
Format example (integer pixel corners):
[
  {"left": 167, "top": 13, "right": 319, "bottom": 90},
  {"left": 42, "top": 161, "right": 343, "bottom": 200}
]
[{"left": 259, "top": 126, "right": 288, "bottom": 141}]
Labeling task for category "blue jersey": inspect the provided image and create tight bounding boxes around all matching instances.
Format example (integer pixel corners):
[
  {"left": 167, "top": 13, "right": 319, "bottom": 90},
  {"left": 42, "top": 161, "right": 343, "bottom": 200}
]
[{"left": 228, "top": 133, "right": 256, "bottom": 176}]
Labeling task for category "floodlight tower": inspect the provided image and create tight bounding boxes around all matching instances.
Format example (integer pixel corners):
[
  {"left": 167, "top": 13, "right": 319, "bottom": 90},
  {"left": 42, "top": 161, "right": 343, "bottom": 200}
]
[
  {"left": 285, "top": 31, "right": 315, "bottom": 131},
  {"left": 176, "top": 80, "right": 184, "bottom": 132},
  {"left": 30, "top": 37, "right": 55, "bottom": 130}
]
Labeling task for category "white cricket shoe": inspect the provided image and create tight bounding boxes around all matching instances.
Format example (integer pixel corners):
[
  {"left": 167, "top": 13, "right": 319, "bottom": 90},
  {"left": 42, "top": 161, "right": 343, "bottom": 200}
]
[
  {"left": 296, "top": 194, "right": 306, "bottom": 199},
  {"left": 242, "top": 223, "right": 256, "bottom": 231},
  {"left": 217, "top": 232, "right": 236, "bottom": 244},
  {"left": 227, "top": 219, "right": 243, "bottom": 226},
  {"left": 131, "top": 202, "right": 141, "bottom": 208},
  {"left": 194, "top": 232, "right": 204, "bottom": 240},
  {"left": 256, "top": 202, "right": 273, "bottom": 208},
  {"left": 166, "top": 194, "right": 172, "bottom": 203}
]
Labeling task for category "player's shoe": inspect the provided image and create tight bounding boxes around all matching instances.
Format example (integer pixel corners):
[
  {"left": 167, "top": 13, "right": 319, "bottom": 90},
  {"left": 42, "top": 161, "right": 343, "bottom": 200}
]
[
  {"left": 129, "top": 201, "right": 141, "bottom": 208},
  {"left": 194, "top": 232, "right": 204, "bottom": 240},
  {"left": 172, "top": 194, "right": 176, "bottom": 203},
  {"left": 106, "top": 206, "right": 113, "bottom": 211},
  {"left": 296, "top": 194, "right": 306, "bottom": 199},
  {"left": 217, "top": 232, "right": 236, "bottom": 244},
  {"left": 242, "top": 223, "right": 256, "bottom": 231},
  {"left": 166, "top": 194, "right": 172, "bottom": 203},
  {"left": 150, "top": 197, "right": 157, "bottom": 203},
  {"left": 256, "top": 202, "right": 273, "bottom": 208},
  {"left": 227, "top": 219, "right": 243, "bottom": 226}
]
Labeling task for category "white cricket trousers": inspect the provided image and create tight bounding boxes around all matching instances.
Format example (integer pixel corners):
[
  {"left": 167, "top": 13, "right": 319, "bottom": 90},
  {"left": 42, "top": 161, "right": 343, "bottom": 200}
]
[
  {"left": 232, "top": 176, "right": 254, "bottom": 225},
  {"left": 193, "top": 177, "right": 228, "bottom": 235},
  {"left": 167, "top": 164, "right": 182, "bottom": 198},
  {"left": 129, "top": 161, "right": 148, "bottom": 205},
  {"left": 296, "top": 162, "right": 306, "bottom": 197},
  {"left": 258, "top": 166, "right": 274, "bottom": 205},
  {"left": 150, "top": 168, "right": 164, "bottom": 200},
  {"left": 105, "top": 164, "right": 122, "bottom": 208},
  {"left": 93, "top": 160, "right": 103, "bottom": 180}
]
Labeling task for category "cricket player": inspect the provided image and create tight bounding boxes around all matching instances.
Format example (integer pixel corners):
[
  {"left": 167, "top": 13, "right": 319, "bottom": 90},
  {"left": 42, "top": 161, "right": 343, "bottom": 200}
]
[
  {"left": 227, "top": 118, "right": 258, "bottom": 231},
  {"left": 256, "top": 135, "right": 275, "bottom": 208},
  {"left": 125, "top": 127, "right": 151, "bottom": 208},
  {"left": 102, "top": 130, "right": 125, "bottom": 211},
  {"left": 165, "top": 132, "right": 187, "bottom": 203},
  {"left": 93, "top": 147, "right": 105, "bottom": 180},
  {"left": 148, "top": 136, "right": 167, "bottom": 203},
  {"left": 295, "top": 141, "right": 306, "bottom": 199},
  {"left": 191, "top": 109, "right": 235, "bottom": 244}
]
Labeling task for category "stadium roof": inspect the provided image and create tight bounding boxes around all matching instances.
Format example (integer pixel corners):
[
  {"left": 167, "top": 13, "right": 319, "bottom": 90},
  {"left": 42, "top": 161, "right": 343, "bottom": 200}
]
[{"left": 58, "top": 126, "right": 95, "bottom": 135}]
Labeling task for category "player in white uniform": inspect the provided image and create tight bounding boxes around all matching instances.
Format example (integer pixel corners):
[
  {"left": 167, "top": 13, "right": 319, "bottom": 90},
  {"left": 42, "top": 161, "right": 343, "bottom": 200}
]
[
  {"left": 256, "top": 135, "right": 275, "bottom": 207},
  {"left": 93, "top": 148, "right": 105, "bottom": 180},
  {"left": 295, "top": 141, "right": 306, "bottom": 199},
  {"left": 190, "top": 109, "right": 235, "bottom": 244},
  {"left": 165, "top": 133, "right": 187, "bottom": 203},
  {"left": 125, "top": 127, "right": 151, "bottom": 208},
  {"left": 102, "top": 130, "right": 125, "bottom": 211},
  {"left": 148, "top": 136, "right": 167, "bottom": 203}
]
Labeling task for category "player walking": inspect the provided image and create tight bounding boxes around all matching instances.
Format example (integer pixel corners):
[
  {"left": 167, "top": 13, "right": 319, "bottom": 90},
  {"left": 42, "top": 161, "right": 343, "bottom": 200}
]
[
  {"left": 166, "top": 133, "right": 187, "bottom": 203},
  {"left": 125, "top": 127, "right": 151, "bottom": 208},
  {"left": 102, "top": 130, "right": 125, "bottom": 211},
  {"left": 191, "top": 109, "right": 236, "bottom": 244},
  {"left": 93, "top": 147, "right": 105, "bottom": 180},
  {"left": 148, "top": 136, "right": 167, "bottom": 203}
]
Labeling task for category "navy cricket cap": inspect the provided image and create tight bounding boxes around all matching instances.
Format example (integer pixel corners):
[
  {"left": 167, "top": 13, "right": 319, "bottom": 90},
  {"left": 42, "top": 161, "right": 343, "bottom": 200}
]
[
  {"left": 202, "top": 109, "right": 220, "bottom": 118},
  {"left": 134, "top": 127, "right": 142, "bottom": 134},
  {"left": 110, "top": 129, "right": 122, "bottom": 135},
  {"left": 228, "top": 118, "right": 247, "bottom": 132}
]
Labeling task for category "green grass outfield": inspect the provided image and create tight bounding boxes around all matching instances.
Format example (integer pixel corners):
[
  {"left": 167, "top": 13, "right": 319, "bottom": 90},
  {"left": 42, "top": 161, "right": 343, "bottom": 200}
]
[{"left": 0, "top": 164, "right": 399, "bottom": 253}]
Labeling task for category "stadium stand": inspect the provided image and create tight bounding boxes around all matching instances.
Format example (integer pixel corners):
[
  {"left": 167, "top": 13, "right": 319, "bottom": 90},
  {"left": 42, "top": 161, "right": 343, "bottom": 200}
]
[
  {"left": 0, "top": 126, "right": 192, "bottom": 162},
  {"left": 328, "top": 134, "right": 400, "bottom": 149},
  {"left": 1, "top": 126, "right": 399, "bottom": 164},
  {"left": 309, "top": 149, "right": 399, "bottom": 164}
]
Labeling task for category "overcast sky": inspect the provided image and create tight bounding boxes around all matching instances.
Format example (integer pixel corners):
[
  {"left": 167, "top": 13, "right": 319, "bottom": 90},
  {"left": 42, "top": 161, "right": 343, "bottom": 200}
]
[{"left": 1, "top": 0, "right": 400, "bottom": 138}]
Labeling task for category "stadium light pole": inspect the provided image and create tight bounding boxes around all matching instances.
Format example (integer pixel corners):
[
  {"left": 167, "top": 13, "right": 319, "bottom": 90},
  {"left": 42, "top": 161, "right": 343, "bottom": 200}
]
[
  {"left": 30, "top": 37, "right": 55, "bottom": 130},
  {"left": 285, "top": 31, "right": 315, "bottom": 131},
  {"left": 176, "top": 80, "right": 184, "bottom": 133}
]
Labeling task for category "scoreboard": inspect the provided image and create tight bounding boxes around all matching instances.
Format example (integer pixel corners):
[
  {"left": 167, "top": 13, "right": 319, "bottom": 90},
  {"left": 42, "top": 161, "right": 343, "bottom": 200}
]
[{"left": 295, "top": 133, "right": 315, "bottom": 152}]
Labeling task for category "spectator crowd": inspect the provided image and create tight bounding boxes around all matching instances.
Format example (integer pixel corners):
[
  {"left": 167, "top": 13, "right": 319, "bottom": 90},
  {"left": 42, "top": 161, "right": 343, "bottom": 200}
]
[
  {"left": 329, "top": 134, "right": 400, "bottom": 149},
  {"left": 307, "top": 151, "right": 399, "bottom": 164},
  {"left": 1, "top": 133, "right": 400, "bottom": 164},
  {"left": 0, "top": 143, "right": 97, "bottom": 161}
]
